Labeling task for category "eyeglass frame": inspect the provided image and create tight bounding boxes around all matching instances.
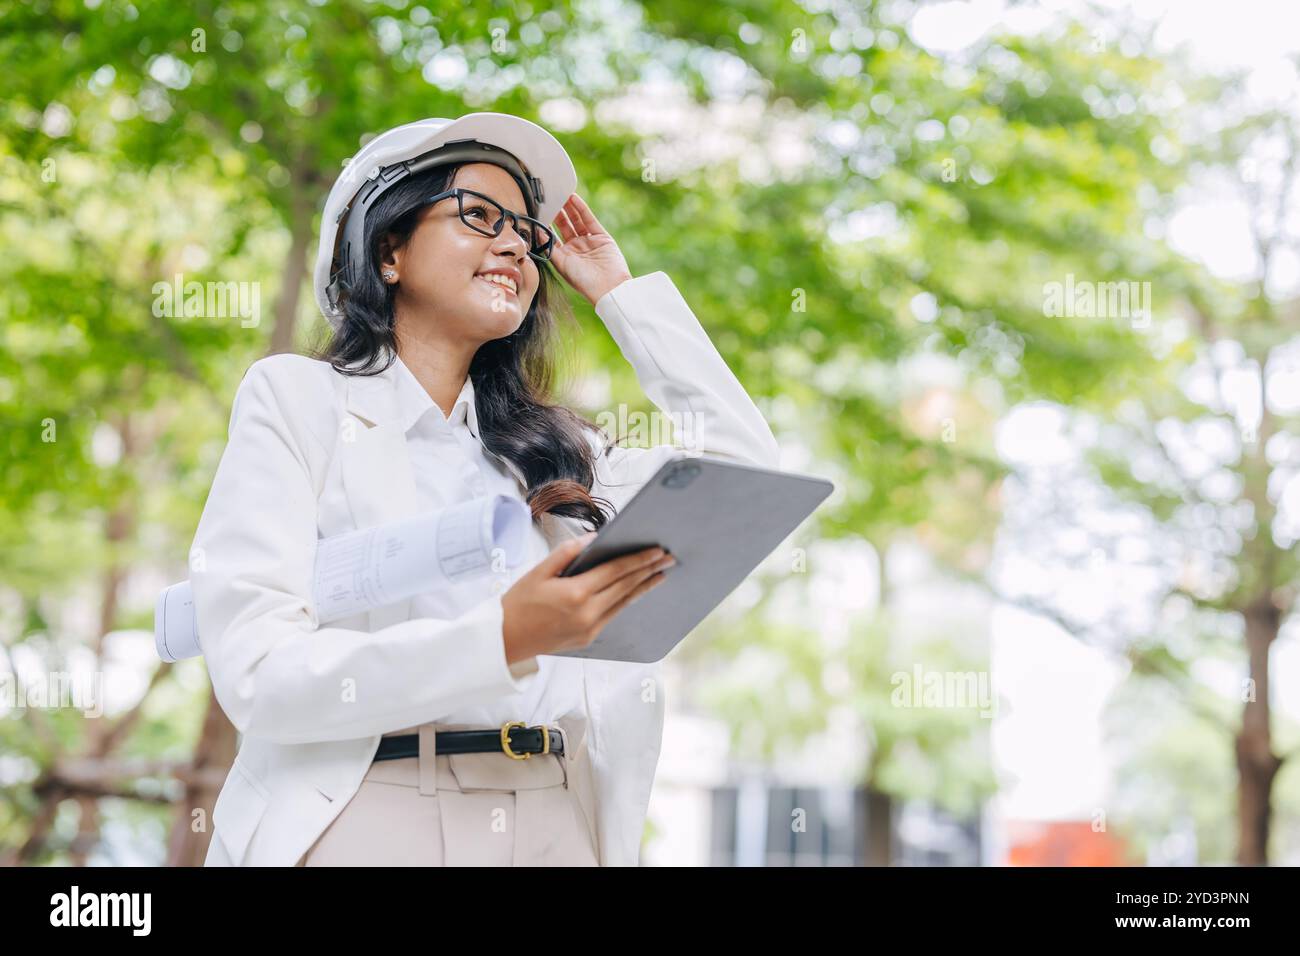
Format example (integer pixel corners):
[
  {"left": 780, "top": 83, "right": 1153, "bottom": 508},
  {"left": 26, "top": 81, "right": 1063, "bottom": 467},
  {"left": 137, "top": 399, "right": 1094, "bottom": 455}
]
[{"left": 419, "top": 187, "right": 556, "bottom": 262}]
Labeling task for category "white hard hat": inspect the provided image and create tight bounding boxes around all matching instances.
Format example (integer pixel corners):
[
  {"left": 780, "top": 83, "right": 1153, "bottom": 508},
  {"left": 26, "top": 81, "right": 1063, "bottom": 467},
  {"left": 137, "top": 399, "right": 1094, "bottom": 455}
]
[{"left": 313, "top": 112, "right": 577, "bottom": 326}]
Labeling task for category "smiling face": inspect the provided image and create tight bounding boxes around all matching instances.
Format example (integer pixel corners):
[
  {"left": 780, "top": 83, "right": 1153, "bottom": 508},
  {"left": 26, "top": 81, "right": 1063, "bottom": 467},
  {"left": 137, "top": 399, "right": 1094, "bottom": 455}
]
[{"left": 380, "top": 162, "right": 540, "bottom": 348}]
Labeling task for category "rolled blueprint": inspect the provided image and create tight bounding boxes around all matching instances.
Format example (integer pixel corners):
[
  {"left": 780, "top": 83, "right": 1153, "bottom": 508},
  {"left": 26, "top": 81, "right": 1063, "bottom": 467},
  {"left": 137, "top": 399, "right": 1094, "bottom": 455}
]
[{"left": 154, "top": 494, "right": 532, "bottom": 662}]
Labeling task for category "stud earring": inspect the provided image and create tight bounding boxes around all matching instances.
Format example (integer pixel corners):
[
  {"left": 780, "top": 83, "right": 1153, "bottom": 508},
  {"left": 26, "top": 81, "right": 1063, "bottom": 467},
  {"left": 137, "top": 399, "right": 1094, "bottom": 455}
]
[{"left": 383, "top": 270, "right": 396, "bottom": 281}]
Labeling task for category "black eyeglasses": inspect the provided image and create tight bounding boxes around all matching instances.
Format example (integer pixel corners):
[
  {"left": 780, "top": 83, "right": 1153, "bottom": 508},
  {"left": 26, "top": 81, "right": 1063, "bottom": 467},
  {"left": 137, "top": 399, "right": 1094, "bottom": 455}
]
[{"left": 421, "top": 187, "right": 556, "bottom": 261}]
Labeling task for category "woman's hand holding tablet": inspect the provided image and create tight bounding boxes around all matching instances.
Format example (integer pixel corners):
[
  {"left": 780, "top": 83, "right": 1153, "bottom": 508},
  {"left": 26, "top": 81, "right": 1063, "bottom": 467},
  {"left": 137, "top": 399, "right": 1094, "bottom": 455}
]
[
  {"left": 501, "top": 535, "right": 677, "bottom": 665},
  {"left": 549, "top": 455, "right": 833, "bottom": 662}
]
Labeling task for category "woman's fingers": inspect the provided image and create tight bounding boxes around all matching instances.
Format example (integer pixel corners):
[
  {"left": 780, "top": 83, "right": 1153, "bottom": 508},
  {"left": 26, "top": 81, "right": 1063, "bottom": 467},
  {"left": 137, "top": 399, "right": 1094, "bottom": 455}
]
[
  {"left": 553, "top": 194, "right": 606, "bottom": 241},
  {"left": 553, "top": 195, "right": 582, "bottom": 240},
  {"left": 566, "top": 193, "right": 606, "bottom": 236},
  {"left": 552, "top": 203, "right": 578, "bottom": 243},
  {"left": 590, "top": 567, "right": 668, "bottom": 634},
  {"left": 576, "top": 545, "right": 667, "bottom": 594},
  {"left": 587, "top": 554, "right": 674, "bottom": 619}
]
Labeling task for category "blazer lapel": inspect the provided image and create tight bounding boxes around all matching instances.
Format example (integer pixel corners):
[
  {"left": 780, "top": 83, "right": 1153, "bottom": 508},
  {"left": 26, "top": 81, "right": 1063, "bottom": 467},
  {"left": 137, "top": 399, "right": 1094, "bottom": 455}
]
[{"left": 340, "top": 369, "right": 421, "bottom": 631}]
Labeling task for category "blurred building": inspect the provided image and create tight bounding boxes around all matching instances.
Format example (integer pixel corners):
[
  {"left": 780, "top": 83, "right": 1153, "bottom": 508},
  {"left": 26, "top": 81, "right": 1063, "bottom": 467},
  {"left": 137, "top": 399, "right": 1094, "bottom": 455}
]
[{"left": 644, "top": 712, "right": 988, "bottom": 866}]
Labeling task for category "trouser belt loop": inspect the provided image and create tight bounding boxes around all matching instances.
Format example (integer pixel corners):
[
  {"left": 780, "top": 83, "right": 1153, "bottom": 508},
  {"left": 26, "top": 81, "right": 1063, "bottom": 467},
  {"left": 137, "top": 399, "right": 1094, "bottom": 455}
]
[{"left": 418, "top": 725, "right": 438, "bottom": 795}]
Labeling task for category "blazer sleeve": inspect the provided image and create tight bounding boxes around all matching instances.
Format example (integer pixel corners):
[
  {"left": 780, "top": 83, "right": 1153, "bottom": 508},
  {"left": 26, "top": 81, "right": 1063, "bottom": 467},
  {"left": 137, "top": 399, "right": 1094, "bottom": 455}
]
[
  {"left": 587, "top": 271, "right": 781, "bottom": 502},
  {"left": 578, "top": 271, "right": 779, "bottom": 864},
  {"left": 189, "top": 359, "right": 539, "bottom": 746}
]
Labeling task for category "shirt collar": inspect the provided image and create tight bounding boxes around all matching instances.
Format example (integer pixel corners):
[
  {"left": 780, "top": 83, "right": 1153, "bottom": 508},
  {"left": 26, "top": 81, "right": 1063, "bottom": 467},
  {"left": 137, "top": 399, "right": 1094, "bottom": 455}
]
[{"left": 388, "top": 352, "right": 480, "bottom": 439}]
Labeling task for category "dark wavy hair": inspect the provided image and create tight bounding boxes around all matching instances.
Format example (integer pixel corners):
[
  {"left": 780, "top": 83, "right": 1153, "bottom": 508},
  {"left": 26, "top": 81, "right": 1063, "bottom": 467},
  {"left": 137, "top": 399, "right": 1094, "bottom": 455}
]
[{"left": 307, "top": 162, "right": 617, "bottom": 531}]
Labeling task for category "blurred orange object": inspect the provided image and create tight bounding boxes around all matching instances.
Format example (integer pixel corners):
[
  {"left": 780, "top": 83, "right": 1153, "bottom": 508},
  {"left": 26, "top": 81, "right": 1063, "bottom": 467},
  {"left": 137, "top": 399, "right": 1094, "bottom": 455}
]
[{"left": 1006, "top": 820, "right": 1135, "bottom": 866}]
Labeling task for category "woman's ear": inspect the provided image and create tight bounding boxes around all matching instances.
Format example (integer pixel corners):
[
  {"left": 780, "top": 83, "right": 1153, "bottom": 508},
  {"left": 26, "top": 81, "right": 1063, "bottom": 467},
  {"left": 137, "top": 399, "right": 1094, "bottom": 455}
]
[
  {"left": 378, "top": 233, "right": 402, "bottom": 276},
  {"left": 377, "top": 234, "right": 406, "bottom": 286}
]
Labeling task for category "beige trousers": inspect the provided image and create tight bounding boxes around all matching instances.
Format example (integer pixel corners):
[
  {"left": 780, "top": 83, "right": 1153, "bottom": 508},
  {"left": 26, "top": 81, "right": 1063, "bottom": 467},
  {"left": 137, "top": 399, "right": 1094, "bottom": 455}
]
[{"left": 297, "top": 714, "right": 600, "bottom": 866}]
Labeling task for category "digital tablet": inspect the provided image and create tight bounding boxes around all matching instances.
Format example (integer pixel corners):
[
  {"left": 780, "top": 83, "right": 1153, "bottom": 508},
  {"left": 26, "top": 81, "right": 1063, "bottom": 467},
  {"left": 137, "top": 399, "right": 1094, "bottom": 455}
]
[{"left": 555, "top": 454, "right": 834, "bottom": 663}]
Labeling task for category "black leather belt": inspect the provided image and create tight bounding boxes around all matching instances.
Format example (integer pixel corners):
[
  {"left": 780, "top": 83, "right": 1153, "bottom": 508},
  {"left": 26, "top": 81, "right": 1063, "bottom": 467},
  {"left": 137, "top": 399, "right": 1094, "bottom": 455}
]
[{"left": 374, "top": 721, "right": 564, "bottom": 762}]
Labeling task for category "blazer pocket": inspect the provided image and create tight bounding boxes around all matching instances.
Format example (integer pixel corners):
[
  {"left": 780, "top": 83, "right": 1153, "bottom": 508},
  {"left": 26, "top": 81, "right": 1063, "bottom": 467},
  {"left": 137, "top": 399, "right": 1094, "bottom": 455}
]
[{"left": 212, "top": 758, "right": 272, "bottom": 865}]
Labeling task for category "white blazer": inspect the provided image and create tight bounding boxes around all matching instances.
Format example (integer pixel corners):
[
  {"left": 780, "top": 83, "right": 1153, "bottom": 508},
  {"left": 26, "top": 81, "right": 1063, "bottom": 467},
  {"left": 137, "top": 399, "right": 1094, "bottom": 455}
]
[{"left": 192, "top": 270, "right": 781, "bottom": 866}]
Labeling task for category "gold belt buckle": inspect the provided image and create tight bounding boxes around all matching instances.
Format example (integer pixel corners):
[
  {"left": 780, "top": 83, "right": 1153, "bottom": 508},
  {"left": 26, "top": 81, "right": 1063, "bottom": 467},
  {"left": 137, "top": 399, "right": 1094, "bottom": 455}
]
[{"left": 501, "top": 720, "right": 551, "bottom": 760}]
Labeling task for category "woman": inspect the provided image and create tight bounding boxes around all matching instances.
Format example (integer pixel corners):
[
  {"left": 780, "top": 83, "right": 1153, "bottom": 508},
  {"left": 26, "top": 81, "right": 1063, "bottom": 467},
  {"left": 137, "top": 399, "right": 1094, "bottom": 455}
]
[{"left": 192, "top": 113, "right": 780, "bottom": 866}]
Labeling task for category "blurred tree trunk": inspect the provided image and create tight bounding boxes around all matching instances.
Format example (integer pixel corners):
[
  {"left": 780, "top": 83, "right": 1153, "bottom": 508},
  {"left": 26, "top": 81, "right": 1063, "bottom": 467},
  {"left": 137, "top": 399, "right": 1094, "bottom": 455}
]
[
  {"left": 1236, "top": 595, "right": 1282, "bottom": 866},
  {"left": 864, "top": 788, "right": 894, "bottom": 866},
  {"left": 166, "top": 183, "right": 314, "bottom": 863},
  {"left": 268, "top": 179, "right": 314, "bottom": 356},
  {"left": 1230, "top": 327, "right": 1287, "bottom": 865},
  {"left": 166, "top": 687, "right": 239, "bottom": 866}
]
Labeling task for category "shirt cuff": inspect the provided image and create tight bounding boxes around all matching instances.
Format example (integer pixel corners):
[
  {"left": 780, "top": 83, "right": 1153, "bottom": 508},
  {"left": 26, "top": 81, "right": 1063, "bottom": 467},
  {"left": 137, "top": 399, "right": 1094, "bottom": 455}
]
[{"left": 508, "top": 657, "right": 541, "bottom": 679}]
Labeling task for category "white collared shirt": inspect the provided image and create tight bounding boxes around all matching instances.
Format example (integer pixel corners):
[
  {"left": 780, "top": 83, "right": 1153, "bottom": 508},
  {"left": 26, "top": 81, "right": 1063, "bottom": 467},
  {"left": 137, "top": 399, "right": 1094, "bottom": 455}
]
[{"left": 386, "top": 353, "right": 585, "bottom": 729}]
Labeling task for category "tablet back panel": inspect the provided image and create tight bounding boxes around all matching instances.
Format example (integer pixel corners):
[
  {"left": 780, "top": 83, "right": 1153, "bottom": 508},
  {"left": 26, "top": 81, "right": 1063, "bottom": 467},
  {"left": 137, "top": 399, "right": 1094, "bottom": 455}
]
[{"left": 555, "top": 455, "right": 833, "bottom": 662}]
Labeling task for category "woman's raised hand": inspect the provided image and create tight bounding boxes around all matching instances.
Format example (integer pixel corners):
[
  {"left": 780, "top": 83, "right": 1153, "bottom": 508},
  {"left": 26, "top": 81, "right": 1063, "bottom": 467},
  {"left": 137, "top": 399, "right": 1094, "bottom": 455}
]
[
  {"left": 549, "top": 193, "right": 634, "bottom": 307},
  {"left": 501, "top": 534, "right": 675, "bottom": 663}
]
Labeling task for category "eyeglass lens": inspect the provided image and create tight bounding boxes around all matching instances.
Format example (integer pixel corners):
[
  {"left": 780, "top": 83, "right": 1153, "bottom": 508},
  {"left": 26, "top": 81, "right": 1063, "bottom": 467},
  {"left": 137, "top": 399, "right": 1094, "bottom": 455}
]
[{"left": 459, "top": 191, "right": 553, "bottom": 257}]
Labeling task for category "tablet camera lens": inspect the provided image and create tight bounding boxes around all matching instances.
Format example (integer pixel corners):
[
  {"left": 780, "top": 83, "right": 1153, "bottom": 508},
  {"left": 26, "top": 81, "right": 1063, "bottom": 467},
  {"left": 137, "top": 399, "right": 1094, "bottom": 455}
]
[{"left": 661, "top": 463, "right": 702, "bottom": 488}]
